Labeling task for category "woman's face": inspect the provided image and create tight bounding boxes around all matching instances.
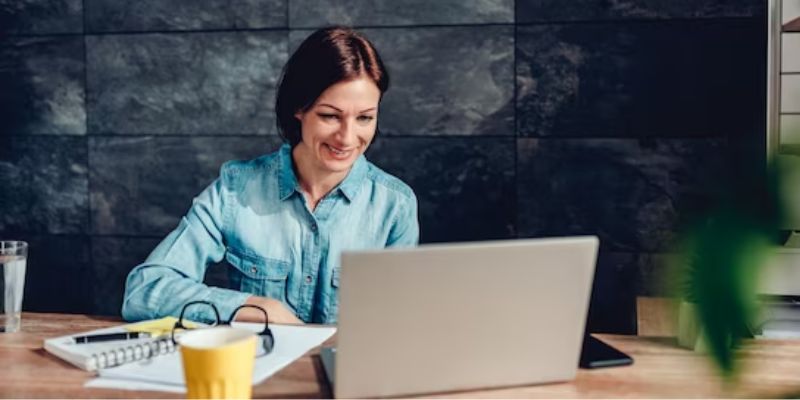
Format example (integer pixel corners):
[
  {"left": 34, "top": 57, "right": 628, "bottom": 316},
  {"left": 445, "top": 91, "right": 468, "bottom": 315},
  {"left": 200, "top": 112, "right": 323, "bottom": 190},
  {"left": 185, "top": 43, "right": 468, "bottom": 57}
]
[{"left": 294, "top": 76, "right": 381, "bottom": 175}]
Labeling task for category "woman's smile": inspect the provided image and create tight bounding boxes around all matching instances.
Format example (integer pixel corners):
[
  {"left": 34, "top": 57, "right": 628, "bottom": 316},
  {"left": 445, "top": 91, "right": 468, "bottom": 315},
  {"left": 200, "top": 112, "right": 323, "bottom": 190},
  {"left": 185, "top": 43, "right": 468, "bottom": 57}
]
[{"left": 323, "top": 143, "right": 356, "bottom": 160}]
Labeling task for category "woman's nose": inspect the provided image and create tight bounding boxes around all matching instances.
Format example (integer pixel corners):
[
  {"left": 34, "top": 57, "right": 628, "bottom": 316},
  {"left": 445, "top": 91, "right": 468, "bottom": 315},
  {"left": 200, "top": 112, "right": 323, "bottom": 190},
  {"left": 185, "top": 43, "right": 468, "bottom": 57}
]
[{"left": 336, "top": 119, "right": 355, "bottom": 142}]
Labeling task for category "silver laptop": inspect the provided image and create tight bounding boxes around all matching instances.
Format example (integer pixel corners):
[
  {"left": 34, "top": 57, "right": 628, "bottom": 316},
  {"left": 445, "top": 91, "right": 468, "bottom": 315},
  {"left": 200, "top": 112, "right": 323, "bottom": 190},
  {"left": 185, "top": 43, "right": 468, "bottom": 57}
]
[{"left": 321, "top": 236, "right": 599, "bottom": 398}]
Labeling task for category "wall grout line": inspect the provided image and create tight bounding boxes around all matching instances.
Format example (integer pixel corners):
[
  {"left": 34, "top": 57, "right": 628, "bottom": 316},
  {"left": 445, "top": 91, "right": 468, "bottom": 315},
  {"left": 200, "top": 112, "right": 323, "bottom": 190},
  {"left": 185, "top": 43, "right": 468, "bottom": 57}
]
[
  {"left": 514, "top": 15, "right": 761, "bottom": 26},
  {"left": 81, "top": 0, "right": 97, "bottom": 311},
  {"left": 513, "top": 0, "right": 520, "bottom": 241},
  {"left": 1, "top": 232, "right": 169, "bottom": 240},
  {"left": 1, "top": 133, "right": 732, "bottom": 139},
  {"left": 284, "top": 0, "right": 290, "bottom": 31},
  {"left": 1, "top": 15, "right": 763, "bottom": 39}
]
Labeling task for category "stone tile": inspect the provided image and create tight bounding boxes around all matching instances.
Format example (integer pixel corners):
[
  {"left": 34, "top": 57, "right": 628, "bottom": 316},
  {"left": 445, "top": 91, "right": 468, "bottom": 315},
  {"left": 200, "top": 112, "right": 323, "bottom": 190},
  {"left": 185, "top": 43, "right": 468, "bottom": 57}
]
[
  {"left": 90, "top": 236, "right": 157, "bottom": 316},
  {"left": 12, "top": 235, "right": 92, "bottom": 313},
  {"left": 0, "top": 136, "right": 88, "bottom": 235},
  {"left": 366, "top": 137, "right": 516, "bottom": 243},
  {"left": 516, "top": 0, "right": 764, "bottom": 23},
  {"left": 86, "top": 31, "right": 287, "bottom": 135},
  {"left": 90, "top": 236, "right": 232, "bottom": 316},
  {"left": 289, "top": 0, "right": 512, "bottom": 27},
  {"left": 0, "top": 37, "right": 86, "bottom": 135},
  {"left": 0, "top": 0, "right": 82, "bottom": 35},
  {"left": 85, "top": 0, "right": 286, "bottom": 32},
  {"left": 89, "top": 136, "right": 284, "bottom": 235},
  {"left": 517, "top": 138, "right": 729, "bottom": 253},
  {"left": 366, "top": 26, "right": 513, "bottom": 136},
  {"left": 516, "top": 20, "right": 764, "bottom": 138}
]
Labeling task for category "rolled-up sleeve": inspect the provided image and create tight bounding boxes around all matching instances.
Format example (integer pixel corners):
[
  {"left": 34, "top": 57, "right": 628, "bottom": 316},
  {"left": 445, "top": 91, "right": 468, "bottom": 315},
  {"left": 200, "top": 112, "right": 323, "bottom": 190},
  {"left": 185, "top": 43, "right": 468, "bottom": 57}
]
[
  {"left": 386, "top": 191, "right": 419, "bottom": 247},
  {"left": 121, "top": 165, "right": 250, "bottom": 323}
]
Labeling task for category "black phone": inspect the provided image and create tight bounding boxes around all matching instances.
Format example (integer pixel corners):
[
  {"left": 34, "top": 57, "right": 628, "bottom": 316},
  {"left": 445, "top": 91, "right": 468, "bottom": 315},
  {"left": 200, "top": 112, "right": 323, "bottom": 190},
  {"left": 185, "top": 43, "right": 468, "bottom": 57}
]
[{"left": 579, "top": 335, "right": 634, "bottom": 369}]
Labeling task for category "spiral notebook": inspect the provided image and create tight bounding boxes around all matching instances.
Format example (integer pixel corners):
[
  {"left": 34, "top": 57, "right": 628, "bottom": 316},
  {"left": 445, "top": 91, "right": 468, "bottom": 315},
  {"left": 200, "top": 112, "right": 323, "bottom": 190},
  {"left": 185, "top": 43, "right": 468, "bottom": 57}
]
[
  {"left": 86, "top": 323, "right": 337, "bottom": 393},
  {"left": 44, "top": 317, "right": 187, "bottom": 371}
]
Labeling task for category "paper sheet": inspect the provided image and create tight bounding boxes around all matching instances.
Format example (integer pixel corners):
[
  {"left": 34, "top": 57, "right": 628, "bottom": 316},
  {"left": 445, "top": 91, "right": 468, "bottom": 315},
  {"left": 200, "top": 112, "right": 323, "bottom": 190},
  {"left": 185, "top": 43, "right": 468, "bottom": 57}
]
[
  {"left": 85, "top": 377, "right": 185, "bottom": 393},
  {"left": 86, "top": 323, "right": 335, "bottom": 392}
]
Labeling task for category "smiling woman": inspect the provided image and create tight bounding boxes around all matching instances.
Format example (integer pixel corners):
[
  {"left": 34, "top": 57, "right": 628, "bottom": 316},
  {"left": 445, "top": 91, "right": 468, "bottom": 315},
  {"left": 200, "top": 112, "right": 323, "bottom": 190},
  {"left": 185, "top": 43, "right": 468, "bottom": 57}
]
[
  {"left": 121, "top": 26, "right": 419, "bottom": 325},
  {"left": 292, "top": 78, "right": 382, "bottom": 209}
]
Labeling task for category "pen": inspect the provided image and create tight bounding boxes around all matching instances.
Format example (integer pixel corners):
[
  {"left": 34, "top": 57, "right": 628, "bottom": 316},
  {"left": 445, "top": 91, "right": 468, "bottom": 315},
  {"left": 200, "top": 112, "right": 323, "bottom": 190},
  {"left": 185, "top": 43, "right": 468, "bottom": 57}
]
[{"left": 73, "top": 332, "right": 151, "bottom": 344}]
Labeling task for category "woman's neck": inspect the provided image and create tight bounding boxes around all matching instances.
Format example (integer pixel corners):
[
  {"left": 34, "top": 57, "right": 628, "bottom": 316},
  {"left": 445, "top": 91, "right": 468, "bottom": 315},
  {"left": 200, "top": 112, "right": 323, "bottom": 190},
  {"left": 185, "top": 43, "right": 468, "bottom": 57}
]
[{"left": 291, "top": 145, "right": 350, "bottom": 210}]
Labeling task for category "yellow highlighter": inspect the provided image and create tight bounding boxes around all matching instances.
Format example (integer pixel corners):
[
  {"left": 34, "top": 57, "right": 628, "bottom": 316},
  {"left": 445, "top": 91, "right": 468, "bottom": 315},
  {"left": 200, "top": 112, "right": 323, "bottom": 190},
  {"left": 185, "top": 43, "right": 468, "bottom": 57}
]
[{"left": 124, "top": 316, "right": 199, "bottom": 338}]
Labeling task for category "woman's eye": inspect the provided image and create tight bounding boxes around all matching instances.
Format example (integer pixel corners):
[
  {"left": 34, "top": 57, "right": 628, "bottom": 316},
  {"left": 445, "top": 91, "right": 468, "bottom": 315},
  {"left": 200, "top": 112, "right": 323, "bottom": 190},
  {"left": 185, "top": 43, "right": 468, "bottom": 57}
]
[
  {"left": 357, "top": 115, "right": 375, "bottom": 123},
  {"left": 318, "top": 113, "right": 339, "bottom": 120}
]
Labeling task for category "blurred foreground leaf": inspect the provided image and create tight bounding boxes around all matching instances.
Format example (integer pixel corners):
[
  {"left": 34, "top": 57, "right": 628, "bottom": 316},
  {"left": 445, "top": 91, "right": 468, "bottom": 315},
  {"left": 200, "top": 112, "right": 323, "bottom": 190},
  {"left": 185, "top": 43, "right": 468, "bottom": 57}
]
[{"left": 677, "top": 162, "right": 784, "bottom": 380}]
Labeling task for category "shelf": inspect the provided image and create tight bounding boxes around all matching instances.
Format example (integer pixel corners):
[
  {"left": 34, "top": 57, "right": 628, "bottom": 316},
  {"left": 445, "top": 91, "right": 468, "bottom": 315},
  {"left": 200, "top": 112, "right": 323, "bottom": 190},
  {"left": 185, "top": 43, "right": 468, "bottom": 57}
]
[{"left": 784, "top": 16, "right": 800, "bottom": 32}]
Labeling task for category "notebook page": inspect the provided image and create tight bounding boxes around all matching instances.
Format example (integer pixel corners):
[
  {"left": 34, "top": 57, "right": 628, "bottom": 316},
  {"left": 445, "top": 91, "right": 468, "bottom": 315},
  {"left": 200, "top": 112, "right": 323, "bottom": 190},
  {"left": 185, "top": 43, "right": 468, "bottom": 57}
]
[
  {"left": 43, "top": 317, "right": 186, "bottom": 371},
  {"left": 89, "top": 324, "right": 336, "bottom": 391},
  {"left": 44, "top": 326, "right": 160, "bottom": 370}
]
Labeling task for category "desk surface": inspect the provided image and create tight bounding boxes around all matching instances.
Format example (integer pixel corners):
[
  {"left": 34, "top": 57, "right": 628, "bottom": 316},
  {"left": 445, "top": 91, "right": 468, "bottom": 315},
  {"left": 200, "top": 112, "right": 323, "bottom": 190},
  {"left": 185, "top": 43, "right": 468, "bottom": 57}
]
[{"left": 1, "top": 313, "right": 800, "bottom": 398}]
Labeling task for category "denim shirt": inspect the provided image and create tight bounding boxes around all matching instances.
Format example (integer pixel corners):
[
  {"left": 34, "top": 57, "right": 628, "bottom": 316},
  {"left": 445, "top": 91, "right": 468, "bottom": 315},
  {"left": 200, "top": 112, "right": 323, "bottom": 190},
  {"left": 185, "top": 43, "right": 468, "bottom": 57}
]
[{"left": 121, "top": 144, "right": 419, "bottom": 324}]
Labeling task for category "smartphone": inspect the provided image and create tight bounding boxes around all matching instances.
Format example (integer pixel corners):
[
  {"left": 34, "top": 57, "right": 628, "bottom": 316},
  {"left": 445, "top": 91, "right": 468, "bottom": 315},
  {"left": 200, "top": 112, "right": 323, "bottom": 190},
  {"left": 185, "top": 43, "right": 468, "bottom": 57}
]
[{"left": 579, "top": 335, "right": 634, "bottom": 369}]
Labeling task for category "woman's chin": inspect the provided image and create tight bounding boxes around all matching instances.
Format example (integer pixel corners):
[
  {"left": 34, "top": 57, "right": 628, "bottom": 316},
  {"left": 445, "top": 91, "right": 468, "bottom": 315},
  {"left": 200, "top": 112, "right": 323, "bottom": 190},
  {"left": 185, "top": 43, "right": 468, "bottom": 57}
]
[{"left": 318, "top": 157, "right": 355, "bottom": 174}]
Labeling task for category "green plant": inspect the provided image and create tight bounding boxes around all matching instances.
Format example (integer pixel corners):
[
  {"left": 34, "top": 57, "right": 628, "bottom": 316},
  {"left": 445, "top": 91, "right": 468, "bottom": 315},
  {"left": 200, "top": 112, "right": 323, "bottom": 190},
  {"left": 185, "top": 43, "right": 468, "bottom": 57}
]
[{"left": 676, "top": 162, "right": 784, "bottom": 380}]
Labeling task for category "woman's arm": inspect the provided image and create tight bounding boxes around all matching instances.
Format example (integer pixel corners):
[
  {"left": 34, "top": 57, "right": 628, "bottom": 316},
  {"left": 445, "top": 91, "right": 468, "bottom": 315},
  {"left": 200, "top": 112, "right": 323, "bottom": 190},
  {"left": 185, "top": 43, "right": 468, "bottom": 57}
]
[
  {"left": 238, "top": 296, "right": 303, "bottom": 324},
  {"left": 386, "top": 192, "right": 419, "bottom": 247},
  {"left": 120, "top": 174, "right": 251, "bottom": 323}
]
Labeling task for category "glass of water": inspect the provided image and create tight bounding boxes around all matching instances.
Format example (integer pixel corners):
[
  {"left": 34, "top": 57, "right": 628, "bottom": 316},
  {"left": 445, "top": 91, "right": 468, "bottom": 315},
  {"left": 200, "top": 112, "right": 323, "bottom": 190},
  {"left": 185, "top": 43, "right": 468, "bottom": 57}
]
[{"left": 0, "top": 241, "right": 27, "bottom": 333}]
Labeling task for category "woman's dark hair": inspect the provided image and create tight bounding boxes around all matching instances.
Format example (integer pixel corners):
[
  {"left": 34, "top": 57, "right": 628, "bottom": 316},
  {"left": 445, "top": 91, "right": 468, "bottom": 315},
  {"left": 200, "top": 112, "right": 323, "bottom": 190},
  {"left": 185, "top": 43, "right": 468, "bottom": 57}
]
[{"left": 275, "top": 26, "right": 390, "bottom": 146}]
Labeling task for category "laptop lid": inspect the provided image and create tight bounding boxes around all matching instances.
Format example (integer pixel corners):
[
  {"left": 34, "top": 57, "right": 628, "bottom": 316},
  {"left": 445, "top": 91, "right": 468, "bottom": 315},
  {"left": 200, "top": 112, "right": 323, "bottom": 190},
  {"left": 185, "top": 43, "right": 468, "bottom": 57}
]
[{"left": 333, "top": 236, "right": 599, "bottom": 398}]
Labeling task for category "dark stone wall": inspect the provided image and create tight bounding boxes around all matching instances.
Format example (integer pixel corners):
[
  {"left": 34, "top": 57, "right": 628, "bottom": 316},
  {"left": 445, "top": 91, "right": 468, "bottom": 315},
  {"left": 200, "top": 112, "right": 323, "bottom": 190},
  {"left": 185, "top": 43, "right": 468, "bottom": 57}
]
[{"left": 0, "top": 0, "right": 765, "bottom": 333}]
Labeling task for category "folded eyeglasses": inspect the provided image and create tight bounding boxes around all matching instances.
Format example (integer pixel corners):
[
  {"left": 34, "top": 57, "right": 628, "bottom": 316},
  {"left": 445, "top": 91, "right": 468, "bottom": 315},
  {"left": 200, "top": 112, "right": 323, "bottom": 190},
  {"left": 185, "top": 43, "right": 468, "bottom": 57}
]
[{"left": 171, "top": 300, "right": 275, "bottom": 357}]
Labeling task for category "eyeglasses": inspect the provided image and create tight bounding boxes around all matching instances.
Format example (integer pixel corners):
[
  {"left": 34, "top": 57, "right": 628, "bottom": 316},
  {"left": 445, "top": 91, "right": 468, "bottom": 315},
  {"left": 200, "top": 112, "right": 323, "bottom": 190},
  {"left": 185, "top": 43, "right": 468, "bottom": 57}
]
[{"left": 171, "top": 300, "right": 275, "bottom": 357}]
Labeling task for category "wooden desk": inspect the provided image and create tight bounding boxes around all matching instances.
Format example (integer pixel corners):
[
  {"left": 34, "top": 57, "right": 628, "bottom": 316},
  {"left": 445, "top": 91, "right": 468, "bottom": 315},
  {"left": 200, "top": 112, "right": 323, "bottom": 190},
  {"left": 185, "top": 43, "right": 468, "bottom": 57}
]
[{"left": 1, "top": 313, "right": 800, "bottom": 398}]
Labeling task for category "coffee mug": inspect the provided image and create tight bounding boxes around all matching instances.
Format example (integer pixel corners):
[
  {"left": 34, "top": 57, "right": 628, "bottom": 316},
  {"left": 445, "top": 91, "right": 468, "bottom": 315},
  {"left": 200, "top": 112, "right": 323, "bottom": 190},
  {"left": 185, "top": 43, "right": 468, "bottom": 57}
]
[{"left": 177, "top": 326, "right": 257, "bottom": 399}]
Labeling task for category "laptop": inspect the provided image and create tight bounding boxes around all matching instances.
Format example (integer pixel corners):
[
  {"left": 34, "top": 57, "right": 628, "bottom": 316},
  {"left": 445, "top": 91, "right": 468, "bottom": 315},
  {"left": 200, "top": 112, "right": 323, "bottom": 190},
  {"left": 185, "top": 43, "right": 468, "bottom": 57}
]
[{"left": 321, "top": 236, "right": 599, "bottom": 398}]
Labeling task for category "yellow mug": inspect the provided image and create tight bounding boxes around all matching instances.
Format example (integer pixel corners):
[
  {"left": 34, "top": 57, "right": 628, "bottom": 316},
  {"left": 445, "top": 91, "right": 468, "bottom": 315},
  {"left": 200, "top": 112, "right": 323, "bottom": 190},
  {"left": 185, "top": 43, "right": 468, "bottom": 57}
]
[{"left": 177, "top": 326, "right": 257, "bottom": 399}]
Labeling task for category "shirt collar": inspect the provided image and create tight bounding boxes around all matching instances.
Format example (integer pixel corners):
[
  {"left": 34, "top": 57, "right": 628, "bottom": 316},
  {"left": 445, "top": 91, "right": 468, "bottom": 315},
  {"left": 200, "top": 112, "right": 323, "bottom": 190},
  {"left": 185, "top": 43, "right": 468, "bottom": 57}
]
[
  {"left": 277, "top": 143, "right": 368, "bottom": 202},
  {"left": 278, "top": 144, "right": 300, "bottom": 201},
  {"left": 336, "top": 153, "right": 367, "bottom": 202}
]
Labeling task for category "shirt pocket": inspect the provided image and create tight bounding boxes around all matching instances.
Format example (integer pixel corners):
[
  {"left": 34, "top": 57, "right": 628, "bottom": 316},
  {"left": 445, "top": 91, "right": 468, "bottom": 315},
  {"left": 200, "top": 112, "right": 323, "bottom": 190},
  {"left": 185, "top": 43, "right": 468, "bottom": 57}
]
[
  {"left": 332, "top": 267, "right": 340, "bottom": 288},
  {"left": 225, "top": 249, "right": 292, "bottom": 304}
]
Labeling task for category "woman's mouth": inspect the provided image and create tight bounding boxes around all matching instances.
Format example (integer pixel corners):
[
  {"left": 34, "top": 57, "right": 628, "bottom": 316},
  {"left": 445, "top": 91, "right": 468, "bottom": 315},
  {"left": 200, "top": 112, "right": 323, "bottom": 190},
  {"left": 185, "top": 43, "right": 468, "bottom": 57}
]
[{"left": 324, "top": 143, "right": 354, "bottom": 160}]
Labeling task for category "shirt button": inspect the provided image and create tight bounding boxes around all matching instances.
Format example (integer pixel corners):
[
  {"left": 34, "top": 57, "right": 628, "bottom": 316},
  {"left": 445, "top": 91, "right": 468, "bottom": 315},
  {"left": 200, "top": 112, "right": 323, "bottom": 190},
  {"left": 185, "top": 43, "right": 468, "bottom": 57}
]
[
  {"left": 305, "top": 275, "right": 313, "bottom": 284},
  {"left": 310, "top": 224, "right": 317, "bottom": 232},
  {"left": 250, "top": 266, "right": 257, "bottom": 274}
]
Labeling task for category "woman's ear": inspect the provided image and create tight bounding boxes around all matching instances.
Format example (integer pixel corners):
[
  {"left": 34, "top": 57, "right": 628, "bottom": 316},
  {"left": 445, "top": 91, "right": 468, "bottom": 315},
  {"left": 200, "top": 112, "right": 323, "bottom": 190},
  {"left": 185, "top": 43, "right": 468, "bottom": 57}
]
[{"left": 294, "top": 110, "right": 303, "bottom": 121}]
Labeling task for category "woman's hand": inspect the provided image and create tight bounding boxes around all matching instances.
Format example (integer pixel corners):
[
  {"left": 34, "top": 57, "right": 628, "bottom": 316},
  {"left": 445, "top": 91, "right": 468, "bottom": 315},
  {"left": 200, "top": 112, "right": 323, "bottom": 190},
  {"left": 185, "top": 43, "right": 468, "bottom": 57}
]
[{"left": 239, "top": 296, "right": 304, "bottom": 325}]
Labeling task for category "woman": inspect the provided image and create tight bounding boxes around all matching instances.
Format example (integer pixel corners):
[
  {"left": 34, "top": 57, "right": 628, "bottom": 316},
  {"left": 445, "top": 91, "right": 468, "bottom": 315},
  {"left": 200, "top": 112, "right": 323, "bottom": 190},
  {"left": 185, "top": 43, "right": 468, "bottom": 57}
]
[{"left": 121, "top": 27, "right": 419, "bottom": 325}]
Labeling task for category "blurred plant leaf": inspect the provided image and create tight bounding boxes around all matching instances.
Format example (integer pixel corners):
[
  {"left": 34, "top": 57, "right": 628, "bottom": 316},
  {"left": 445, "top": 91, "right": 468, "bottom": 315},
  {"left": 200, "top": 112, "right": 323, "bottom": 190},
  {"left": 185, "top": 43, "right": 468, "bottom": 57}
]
[{"left": 677, "top": 161, "right": 785, "bottom": 380}]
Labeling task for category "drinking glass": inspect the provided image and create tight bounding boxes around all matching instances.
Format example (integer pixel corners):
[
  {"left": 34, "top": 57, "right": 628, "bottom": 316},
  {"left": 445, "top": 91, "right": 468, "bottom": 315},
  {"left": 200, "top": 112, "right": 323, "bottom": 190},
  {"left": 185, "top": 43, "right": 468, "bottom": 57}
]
[{"left": 0, "top": 241, "right": 27, "bottom": 333}]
